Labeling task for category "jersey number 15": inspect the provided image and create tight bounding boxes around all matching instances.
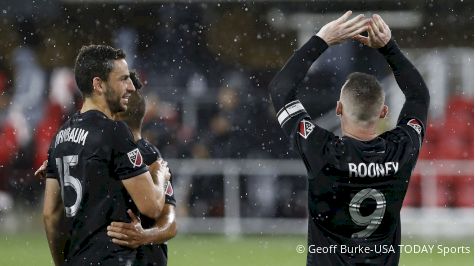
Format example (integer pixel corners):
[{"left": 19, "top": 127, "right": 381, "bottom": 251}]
[{"left": 56, "top": 155, "right": 83, "bottom": 217}]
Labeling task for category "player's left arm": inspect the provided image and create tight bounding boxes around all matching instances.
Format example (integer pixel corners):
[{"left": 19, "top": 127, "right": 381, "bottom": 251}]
[
  {"left": 142, "top": 203, "right": 177, "bottom": 244},
  {"left": 43, "top": 178, "right": 67, "bottom": 266},
  {"left": 355, "top": 14, "right": 430, "bottom": 144},
  {"left": 107, "top": 205, "right": 177, "bottom": 248},
  {"left": 270, "top": 11, "right": 368, "bottom": 139}
]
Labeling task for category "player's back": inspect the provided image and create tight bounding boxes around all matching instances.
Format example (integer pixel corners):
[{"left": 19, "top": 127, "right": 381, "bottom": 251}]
[
  {"left": 47, "top": 110, "right": 148, "bottom": 266},
  {"left": 302, "top": 121, "right": 422, "bottom": 266}
]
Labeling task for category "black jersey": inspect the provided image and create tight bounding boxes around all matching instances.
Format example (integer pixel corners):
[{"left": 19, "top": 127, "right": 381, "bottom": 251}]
[
  {"left": 279, "top": 103, "right": 424, "bottom": 265},
  {"left": 270, "top": 36, "right": 429, "bottom": 265},
  {"left": 46, "top": 110, "right": 149, "bottom": 266},
  {"left": 135, "top": 138, "right": 176, "bottom": 266}
]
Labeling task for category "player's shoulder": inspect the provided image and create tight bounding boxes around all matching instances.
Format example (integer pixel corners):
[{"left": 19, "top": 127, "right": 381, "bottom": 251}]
[
  {"left": 77, "top": 111, "right": 134, "bottom": 145},
  {"left": 59, "top": 110, "right": 116, "bottom": 136},
  {"left": 380, "top": 126, "right": 411, "bottom": 142},
  {"left": 381, "top": 118, "right": 423, "bottom": 145},
  {"left": 137, "top": 139, "right": 160, "bottom": 153},
  {"left": 79, "top": 111, "right": 132, "bottom": 138},
  {"left": 50, "top": 111, "right": 96, "bottom": 145},
  {"left": 377, "top": 128, "right": 414, "bottom": 156},
  {"left": 137, "top": 139, "right": 161, "bottom": 165},
  {"left": 137, "top": 138, "right": 153, "bottom": 148},
  {"left": 107, "top": 120, "right": 134, "bottom": 139}
]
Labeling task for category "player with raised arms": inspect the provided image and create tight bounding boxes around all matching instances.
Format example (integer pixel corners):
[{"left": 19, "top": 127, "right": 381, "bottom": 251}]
[{"left": 270, "top": 11, "right": 429, "bottom": 265}]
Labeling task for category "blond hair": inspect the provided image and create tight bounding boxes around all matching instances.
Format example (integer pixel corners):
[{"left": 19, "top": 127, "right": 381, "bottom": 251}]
[{"left": 340, "top": 72, "right": 385, "bottom": 124}]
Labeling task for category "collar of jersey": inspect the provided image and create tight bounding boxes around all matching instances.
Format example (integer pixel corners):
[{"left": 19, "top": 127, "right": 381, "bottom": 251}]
[
  {"left": 77, "top": 109, "right": 110, "bottom": 120},
  {"left": 342, "top": 136, "right": 386, "bottom": 153}
]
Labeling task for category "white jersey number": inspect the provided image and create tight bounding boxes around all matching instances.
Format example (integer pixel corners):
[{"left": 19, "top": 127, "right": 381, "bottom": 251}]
[
  {"left": 56, "top": 155, "right": 83, "bottom": 217},
  {"left": 349, "top": 188, "right": 386, "bottom": 238}
]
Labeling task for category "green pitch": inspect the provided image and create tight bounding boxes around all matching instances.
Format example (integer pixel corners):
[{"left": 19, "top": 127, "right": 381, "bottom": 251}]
[{"left": 0, "top": 233, "right": 472, "bottom": 266}]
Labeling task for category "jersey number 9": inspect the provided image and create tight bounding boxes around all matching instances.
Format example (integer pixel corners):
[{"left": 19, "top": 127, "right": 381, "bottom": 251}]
[{"left": 349, "top": 188, "right": 386, "bottom": 238}]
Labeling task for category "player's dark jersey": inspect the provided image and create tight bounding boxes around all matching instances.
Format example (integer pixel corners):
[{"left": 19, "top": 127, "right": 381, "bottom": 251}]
[
  {"left": 270, "top": 35, "right": 429, "bottom": 265},
  {"left": 134, "top": 138, "right": 176, "bottom": 266},
  {"left": 46, "top": 110, "right": 148, "bottom": 266},
  {"left": 278, "top": 101, "right": 425, "bottom": 266}
]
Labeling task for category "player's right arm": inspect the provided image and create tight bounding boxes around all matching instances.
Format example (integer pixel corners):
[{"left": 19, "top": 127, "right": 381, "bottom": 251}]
[
  {"left": 122, "top": 159, "right": 170, "bottom": 219},
  {"left": 43, "top": 145, "right": 68, "bottom": 266},
  {"left": 269, "top": 11, "right": 368, "bottom": 139},
  {"left": 122, "top": 170, "right": 166, "bottom": 220},
  {"left": 43, "top": 178, "right": 67, "bottom": 266}
]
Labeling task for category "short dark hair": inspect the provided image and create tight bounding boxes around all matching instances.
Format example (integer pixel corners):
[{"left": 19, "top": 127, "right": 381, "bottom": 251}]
[
  {"left": 341, "top": 72, "right": 384, "bottom": 122},
  {"left": 117, "top": 90, "right": 146, "bottom": 131},
  {"left": 130, "top": 70, "right": 143, "bottom": 90},
  {"left": 74, "top": 45, "right": 126, "bottom": 96}
]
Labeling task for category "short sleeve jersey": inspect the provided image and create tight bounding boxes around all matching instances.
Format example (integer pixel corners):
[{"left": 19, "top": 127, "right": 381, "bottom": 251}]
[
  {"left": 46, "top": 110, "right": 148, "bottom": 266},
  {"left": 277, "top": 100, "right": 425, "bottom": 266}
]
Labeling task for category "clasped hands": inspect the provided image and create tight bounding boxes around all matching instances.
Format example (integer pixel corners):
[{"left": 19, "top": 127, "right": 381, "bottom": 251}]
[{"left": 316, "top": 10, "right": 392, "bottom": 48}]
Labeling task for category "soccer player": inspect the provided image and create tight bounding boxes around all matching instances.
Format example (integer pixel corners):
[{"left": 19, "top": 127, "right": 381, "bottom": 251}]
[
  {"left": 42, "top": 45, "right": 168, "bottom": 266},
  {"left": 36, "top": 71, "right": 176, "bottom": 265},
  {"left": 107, "top": 71, "right": 177, "bottom": 266},
  {"left": 269, "top": 11, "right": 429, "bottom": 265}
]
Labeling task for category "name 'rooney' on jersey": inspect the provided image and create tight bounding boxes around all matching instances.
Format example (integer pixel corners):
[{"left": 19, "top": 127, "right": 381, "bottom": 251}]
[
  {"left": 54, "top": 127, "right": 89, "bottom": 147},
  {"left": 348, "top": 162, "right": 399, "bottom": 178}
]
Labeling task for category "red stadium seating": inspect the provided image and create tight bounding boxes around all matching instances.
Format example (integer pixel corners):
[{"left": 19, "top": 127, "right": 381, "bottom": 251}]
[
  {"left": 404, "top": 96, "right": 474, "bottom": 208},
  {"left": 453, "top": 175, "right": 474, "bottom": 207},
  {"left": 403, "top": 174, "right": 421, "bottom": 207},
  {"left": 34, "top": 103, "right": 64, "bottom": 168},
  {"left": 0, "top": 123, "right": 18, "bottom": 165}
]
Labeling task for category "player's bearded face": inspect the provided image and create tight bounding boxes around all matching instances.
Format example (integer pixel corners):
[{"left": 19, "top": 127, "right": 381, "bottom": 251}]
[
  {"left": 104, "top": 59, "right": 132, "bottom": 114},
  {"left": 104, "top": 83, "right": 126, "bottom": 114}
]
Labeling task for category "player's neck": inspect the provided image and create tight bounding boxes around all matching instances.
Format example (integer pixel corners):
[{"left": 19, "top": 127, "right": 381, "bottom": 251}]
[
  {"left": 341, "top": 121, "right": 378, "bottom": 141},
  {"left": 131, "top": 129, "right": 142, "bottom": 142},
  {"left": 81, "top": 97, "right": 113, "bottom": 119}
]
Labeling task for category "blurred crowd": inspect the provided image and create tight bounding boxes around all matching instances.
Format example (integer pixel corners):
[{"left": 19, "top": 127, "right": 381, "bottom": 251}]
[
  {"left": 0, "top": 2, "right": 472, "bottom": 218},
  {"left": 0, "top": 3, "right": 299, "bottom": 216}
]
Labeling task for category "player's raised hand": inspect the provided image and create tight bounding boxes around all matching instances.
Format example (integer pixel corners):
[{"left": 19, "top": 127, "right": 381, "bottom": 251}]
[
  {"left": 107, "top": 209, "right": 146, "bottom": 249},
  {"left": 316, "top": 11, "right": 369, "bottom": 46},
  {"left": 148, "top": 158, "right": 171, "bottom": 185},
  {"left": 157, "top": 159, "right": 171, "bottom": 183},
  {"left": 34, "top": 160, "right": 48, "bottom": 178},
  {"left": 353, "top": 14, "right": 391, "bottom": 48}
]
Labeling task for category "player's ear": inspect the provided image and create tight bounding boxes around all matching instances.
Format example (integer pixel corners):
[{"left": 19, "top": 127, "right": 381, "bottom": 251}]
[
  {"left": 336, "top": 101, "right": 343, "bottom": 116},
  {"left": 92, "top": 77, "right": 104, "bottom": 94},
  {"left": 379, "top": 105, "right": 388, "bottom": 118}
]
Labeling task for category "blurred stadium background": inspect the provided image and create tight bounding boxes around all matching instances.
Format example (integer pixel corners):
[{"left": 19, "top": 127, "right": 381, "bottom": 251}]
[{"left": 0, "top": 0, "right": 473, "bottom": 265}]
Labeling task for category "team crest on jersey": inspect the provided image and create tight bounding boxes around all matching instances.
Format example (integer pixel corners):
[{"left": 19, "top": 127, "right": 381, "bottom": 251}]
[
  {"left": 407, "top": 119, "right": 422, "bottom": 135},
  {"left": 298, "top": 120, "right": 315, "bottom": 139},
  {"left": 165, "top": 181, "right": 174, "bottom": 196},
  {"left": 127, "top": 148, "right": 143, "bottom": 168}
]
